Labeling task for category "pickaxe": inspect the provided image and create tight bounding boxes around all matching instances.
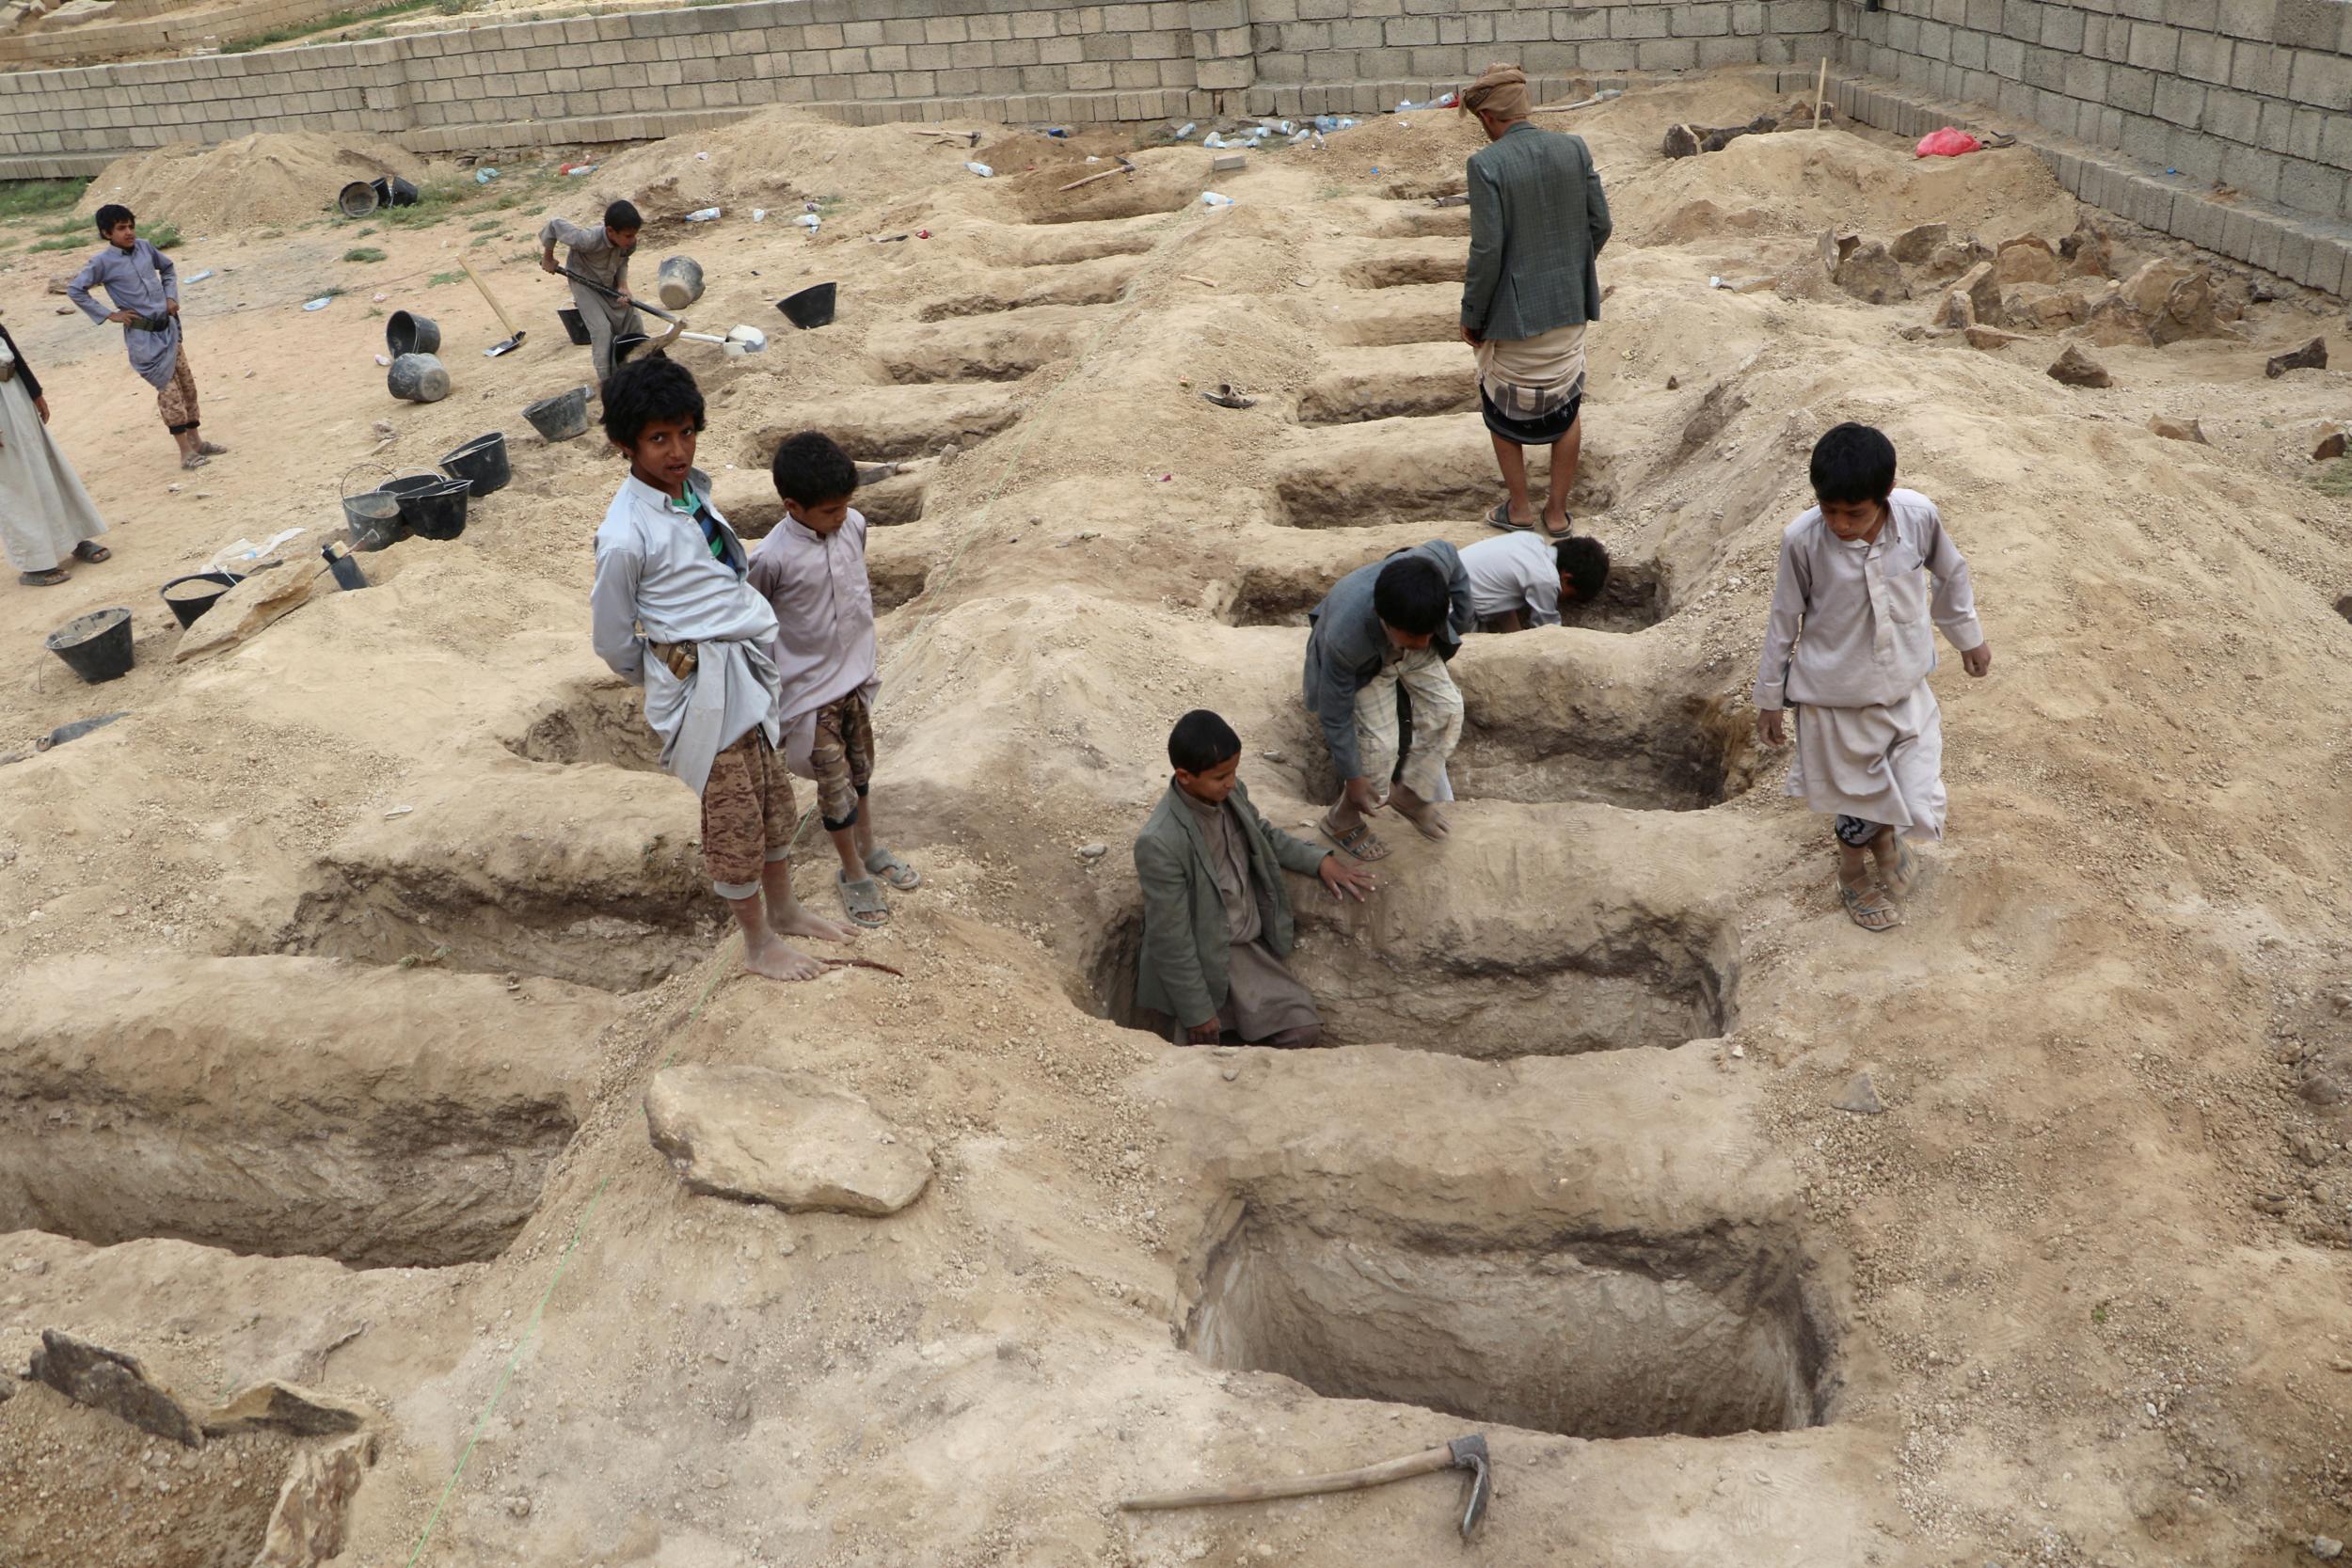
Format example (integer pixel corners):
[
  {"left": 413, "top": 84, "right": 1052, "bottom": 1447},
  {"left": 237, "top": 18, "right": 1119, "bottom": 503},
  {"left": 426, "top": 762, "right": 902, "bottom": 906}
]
[{"left": 1120, "top": 1433, "right": 1492, "bottom": 1542}]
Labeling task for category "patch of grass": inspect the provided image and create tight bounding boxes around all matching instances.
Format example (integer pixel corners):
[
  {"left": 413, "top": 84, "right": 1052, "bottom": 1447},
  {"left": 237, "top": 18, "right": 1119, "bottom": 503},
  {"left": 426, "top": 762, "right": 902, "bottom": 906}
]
[
  {"left": 27, "top": 233, "right": 86, "bottom": 253},
  {"left": 39, "top": 212, "right": 91, "bottom": 236},
  {"left": 2312, "top": 459, "right": 2352, "bottom": 499},
  {"left": 469, "top": 216, "right": 501, "bottom": 231},
  {"left": 469, "top": 235, "right": 494, "bottom": 247},
  {"left": 342, "top": 245, "right": 388, "bottom": 262},
  {"left": 428, "top": 270, "right": 466, "bottom": 287},
  {"left": 0, "top": 178, "right": 88, "bottom": 224},
  {"left": 220, "top": 0, "right": 456, "bottom": 53},
  {"left": 355, "top": 225, "right": 378, "bottom": 238},
  {"left": 2090, "top": 1303, "right": 2109, "bottom": 1326},
  {"left": 146, "top": 224, "right": 183, "bottom": 250}
]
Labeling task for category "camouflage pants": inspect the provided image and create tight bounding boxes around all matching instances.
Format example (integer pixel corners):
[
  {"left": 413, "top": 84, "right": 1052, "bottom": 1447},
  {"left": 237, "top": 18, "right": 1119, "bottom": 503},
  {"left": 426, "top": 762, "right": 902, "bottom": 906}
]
[
  {"left": 157, "top": 346, "right": 199, "bottom": 434},
  {"left": 700, "top": 728, "right": 796, "bottom": 898},
  {"left": 810, "top": 690, "right": 875, "bottom": 831}
]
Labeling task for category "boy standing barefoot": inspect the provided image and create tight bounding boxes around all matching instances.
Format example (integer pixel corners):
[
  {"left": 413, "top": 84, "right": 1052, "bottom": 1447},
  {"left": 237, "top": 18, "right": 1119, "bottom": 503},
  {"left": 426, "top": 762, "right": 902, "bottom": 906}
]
[
  {"left": 1755, "top": 422, "right": 1992, "bottom": 932},
  {"left": 588, "top": 358, "right": 852, "bottom": 981},
  {"left": 748, "top": 431, "right": 919, "bottom": 928}
]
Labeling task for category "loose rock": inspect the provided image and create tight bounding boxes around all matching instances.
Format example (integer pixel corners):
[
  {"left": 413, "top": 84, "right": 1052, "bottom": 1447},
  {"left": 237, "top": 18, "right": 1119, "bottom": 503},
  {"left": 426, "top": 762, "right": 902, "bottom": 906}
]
[
  {"left": 29, "top": 1330, "right": 202, "bottom": 1447},
  {"left": 1835, "top": 1073, "right": 1886, "bottom": 1116},
  {"left": 2267, "top": 337, "right": 2328, "bottom": 378},
  {"left": 252, "top": 1433, "right": 374, "bottom": 1568},
  {"left": 202, "top": 1380, "right": 371, "bottom": 1438},
  {"left": 173, "top": 565, "right": 318, "bottom": 663},
  {"left": 2314, "top": 422, "right": 2346, "bottom": 462},
  {"left": 1832, "top": 241, "right": 1911, "bottom": 306},
  {"left": 2046, "top": 345, "right": 2112, "bottom": 388},
  {"left": 1077, "top": 843, "right": 1108, "bottom": 861},
  {"left": 2312, "top": 1538, "right": 2344, "bottom": 1561},
  {"left": 2149, "top": 416, "right": 2210, "bottom": 445},
  {"left": 1889, "top": 222, "right": 1947, "bottom": 264},
  {"left": 1963, "top": 325, "right": 2026, "bottom": 351},
  {"left": 1994, "top": 234, "right": 2059, "bottom": 285},
  {"left": 644, "top": 1065, "right": 933, "bottom": 1217}
]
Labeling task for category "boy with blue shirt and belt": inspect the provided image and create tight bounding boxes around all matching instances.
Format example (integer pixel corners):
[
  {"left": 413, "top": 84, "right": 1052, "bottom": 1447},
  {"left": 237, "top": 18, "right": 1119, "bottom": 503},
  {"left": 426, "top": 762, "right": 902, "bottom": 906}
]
[{"left": 67, "top": 204, "right": 228, "bottom": 472}]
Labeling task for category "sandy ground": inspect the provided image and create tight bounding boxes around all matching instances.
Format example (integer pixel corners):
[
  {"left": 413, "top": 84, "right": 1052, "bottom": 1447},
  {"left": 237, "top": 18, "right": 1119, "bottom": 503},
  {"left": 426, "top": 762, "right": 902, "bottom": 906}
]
[{"left": 1, "top": 72, "right": 2351, "bottom": 1567}]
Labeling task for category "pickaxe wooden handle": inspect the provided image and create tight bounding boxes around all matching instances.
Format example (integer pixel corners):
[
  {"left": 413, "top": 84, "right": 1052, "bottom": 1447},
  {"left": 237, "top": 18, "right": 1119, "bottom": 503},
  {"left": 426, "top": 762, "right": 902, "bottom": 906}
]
[{"left": 1120, "top": 1433, "right": 1492, "bottom": 1541}]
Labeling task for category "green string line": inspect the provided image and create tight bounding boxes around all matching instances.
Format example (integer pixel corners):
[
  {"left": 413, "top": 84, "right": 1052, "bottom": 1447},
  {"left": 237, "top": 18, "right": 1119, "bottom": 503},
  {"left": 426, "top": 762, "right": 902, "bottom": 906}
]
[
  {"left": 401, "top": 203, "right": 1199, "bottom": 1557},
  {"left": 402, "top": 1174, "right": 611, "bottom": 1568}
]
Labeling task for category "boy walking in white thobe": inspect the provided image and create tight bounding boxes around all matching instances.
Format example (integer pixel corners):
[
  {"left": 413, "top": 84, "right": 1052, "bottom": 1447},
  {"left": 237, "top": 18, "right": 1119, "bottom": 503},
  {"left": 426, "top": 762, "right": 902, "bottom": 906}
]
[{"left": 1754, "top": 422, "right": 1992, "bottom": 932}]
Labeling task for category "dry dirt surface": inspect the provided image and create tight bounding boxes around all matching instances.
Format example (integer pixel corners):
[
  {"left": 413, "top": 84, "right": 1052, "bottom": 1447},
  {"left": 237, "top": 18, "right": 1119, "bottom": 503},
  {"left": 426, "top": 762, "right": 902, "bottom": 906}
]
[{"left": 0, "top": 74, "right": 2349, "bottom": 1568}]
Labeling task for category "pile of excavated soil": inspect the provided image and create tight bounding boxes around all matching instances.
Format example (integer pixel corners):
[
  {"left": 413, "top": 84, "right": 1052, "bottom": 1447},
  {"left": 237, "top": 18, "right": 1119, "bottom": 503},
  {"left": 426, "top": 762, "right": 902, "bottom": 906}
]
[{"left": 77, "top": 132, "right": 423, "bottom": 234}]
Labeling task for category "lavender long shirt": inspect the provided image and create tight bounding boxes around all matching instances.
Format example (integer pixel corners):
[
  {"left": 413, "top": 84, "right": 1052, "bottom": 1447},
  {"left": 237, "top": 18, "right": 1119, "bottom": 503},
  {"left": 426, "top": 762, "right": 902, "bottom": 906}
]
[{"left": 66, "top": 239, "right": 181, "bottom": 389}]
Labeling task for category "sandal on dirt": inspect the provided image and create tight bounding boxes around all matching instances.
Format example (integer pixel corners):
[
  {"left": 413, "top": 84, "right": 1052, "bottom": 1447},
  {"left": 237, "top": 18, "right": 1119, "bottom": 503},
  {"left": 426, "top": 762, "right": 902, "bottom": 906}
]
[
  {"left": 17, "top": 567, "right": 68, "bottom": 587},
  {"left": 1318, "top": 813, "right": 1391, "bottom": 863},
  {"left": 1539, "top": 512, "right": 1576, "bottom": 540},
  {"left": 836, "top": 871, "right": 889, "bottom": 928},
  {"left": 71, "top": 541, "right": 109, "bottom": 563},
  {"left": 864, "top": 846, "right": 920, "bottom": 891},
  {"left": 1981, "top": 131, "right": 2016, "bottom": 149},
  {"left": 180, "top": 453, "right": 208, "bottom": 471},
  {"left": 1486, "top": 500, "right": 1534, "bottom": 532},
  {"left": 196, "top": 439, "right": 230, "bottom": 456},
  {"left": 1200, "top": 383, "right": 1257, "bottom": 410},
  {"left": 1840, "top": 879, "right": 1900, "bottom": 933}
]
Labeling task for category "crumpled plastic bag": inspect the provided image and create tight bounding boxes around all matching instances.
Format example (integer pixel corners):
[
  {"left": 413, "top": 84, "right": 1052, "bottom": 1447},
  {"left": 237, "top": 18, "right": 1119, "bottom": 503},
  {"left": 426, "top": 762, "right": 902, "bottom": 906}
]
[{"left": 1915, "top": 127, "right": 1982, "bottom": 158}]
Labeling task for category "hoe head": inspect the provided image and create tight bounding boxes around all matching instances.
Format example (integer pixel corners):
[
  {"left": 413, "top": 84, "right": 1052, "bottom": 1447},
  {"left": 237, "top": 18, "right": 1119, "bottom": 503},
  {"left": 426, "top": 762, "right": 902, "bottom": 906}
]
[{"left": 1447, "top": 1434, "right": 1491, "bottom": 1540}]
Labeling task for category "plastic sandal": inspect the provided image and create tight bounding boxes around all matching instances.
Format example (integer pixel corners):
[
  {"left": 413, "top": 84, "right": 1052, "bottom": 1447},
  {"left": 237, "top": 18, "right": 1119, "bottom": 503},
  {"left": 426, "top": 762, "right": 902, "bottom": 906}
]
[
  {"left": 835, "top": 871, "right": 889, "bottom": 927},
  {"left": 71, "top": 541, "right": 109, "bottom": 563},
  {"left": 864, "top": 846, "right": 920, "bottom": 890},
  {"left": 1318, "top": 814, "right": 1391, "bottom": 863}
]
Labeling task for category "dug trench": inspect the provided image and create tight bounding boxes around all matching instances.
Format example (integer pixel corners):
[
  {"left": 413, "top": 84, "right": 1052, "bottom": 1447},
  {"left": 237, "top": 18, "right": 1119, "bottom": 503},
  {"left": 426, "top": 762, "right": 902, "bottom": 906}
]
[
  {"left": 0, "top": 956, "right": 606, "bottom": 1268},
  {"left": 1142, "top": 1047, "right": 1845, "bottom": 1442},
  {"left": 1273, "top": 416, "right": 1617, "bottom": 529},
  {"left": 1083, "top": 803, "right": 1751, "bottom": 1057},
  {"left": 1216, "top": 535, "right": 1669, "bottom": 635}
]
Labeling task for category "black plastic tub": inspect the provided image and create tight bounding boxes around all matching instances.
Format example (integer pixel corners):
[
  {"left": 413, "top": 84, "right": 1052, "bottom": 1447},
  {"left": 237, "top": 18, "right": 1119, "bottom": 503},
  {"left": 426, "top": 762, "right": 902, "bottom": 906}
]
[
  {"left": 45, "top": 607, "right": 134, "bottom": 683},
  {"left": 438, "top": 432, "right": 511, "bottom": 497},
  {"left": 159, "top": 571, "right": 243, "bottom": 629}
]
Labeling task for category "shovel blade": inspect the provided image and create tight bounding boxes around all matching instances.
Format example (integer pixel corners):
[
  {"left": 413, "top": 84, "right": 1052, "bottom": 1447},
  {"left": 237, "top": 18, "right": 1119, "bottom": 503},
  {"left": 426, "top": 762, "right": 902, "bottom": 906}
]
[{"left": 484, "top": 331, "right": 526, "bottom": 357}]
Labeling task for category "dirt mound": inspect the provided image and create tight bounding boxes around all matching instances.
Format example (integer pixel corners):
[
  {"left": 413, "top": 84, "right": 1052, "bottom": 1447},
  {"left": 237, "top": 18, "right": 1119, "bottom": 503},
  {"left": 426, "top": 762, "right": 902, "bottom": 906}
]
[
  {"left": 77, "top": 131, "right": 422, "bottom": 234},
  {"left": 1616, "top": 127, "right": 2076, "bottom": 245}
]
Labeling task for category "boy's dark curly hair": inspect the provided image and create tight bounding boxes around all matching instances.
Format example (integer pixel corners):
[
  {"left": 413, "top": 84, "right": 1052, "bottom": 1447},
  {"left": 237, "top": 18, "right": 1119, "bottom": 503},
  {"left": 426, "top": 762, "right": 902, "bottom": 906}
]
[{"left": 601, "top": 356, "right": 705, "bottom": 449}]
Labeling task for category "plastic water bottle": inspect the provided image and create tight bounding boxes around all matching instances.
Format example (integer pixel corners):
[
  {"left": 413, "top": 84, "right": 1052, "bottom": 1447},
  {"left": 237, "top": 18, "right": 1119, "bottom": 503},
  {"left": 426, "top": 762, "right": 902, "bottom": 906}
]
[
  {"left": 1202, "top": 132, "right": 1227, "bottom": 149},
  {"left": 793, "top": 213, "right": 820, "bottom": 229},
  {"left": 1200, "top": 192, "right": 1234, "bottom": 208},
  {"left": 685, "top": 207, "right": 721, "bottom": 222},
  {"left": 964, "top": 161, "right": 993, "bottom": 177},
  {"left": 1175, "top": 121, "right": 1197, "bottom": 139}
]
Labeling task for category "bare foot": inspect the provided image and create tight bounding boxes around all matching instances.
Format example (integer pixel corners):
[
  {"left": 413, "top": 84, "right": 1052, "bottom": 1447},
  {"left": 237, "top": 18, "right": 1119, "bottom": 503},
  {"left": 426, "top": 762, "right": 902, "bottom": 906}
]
[
  {"left": 744, "top": 935, "right": 825, "bottom": 982},
  {"left": 1389, "top": 784, "right": 1450, "bottom": 842},
  {"left": 775, "top": 908, "right": 857, "bottom": 945}
]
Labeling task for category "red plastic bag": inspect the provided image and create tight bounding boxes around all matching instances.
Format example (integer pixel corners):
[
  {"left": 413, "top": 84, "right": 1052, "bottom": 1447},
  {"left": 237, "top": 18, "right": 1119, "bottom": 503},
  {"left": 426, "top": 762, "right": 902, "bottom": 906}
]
[{"left": 1915, "top": 127, "right": 1982, "bottom": 158}]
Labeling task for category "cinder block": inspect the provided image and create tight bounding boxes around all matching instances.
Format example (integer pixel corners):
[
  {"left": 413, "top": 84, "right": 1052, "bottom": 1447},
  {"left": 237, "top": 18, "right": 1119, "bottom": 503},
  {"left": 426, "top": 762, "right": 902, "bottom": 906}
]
[
  {"left": 1383, "top": 14, "right": 1435, "bottom": 44},
  {"left": 2276, "top": 225, "right": 2315, "bottom": 283},
  {"left": 2220, "top": 139, "right": 2285, "bottom": 202},
  {"left": 1635, "top": 36, "right": 1698, "bottom": 71},
  {"left": 2123, "top": 19, "right": 2176, "bottom": 71},
  {"left": 2232, "top": 40, "right": 2294, "bottom": 98},
  {"left": 2022, "top": 43, "right": 2064, "bottom": 92},
  {"left": 1552, "top": 8, "right": 1609, "bottom": 40},
  {"left": 2151, "top": 72, "right": 2203, "bottom": 130},
  {"left": 1673, "top": 3, "right": 1731, "bottom": 37},
  {"left": 2281, "top": 156, "right": 2348, "bottom": 217},
  {"left": 2201, "top": 86, "right": 2259, "bottom": 145},
  {"left": 2289, "top": 46, "right": 2352, "bottom": 111},
  {"left": 1696, "top": 34, "right": 1756, "bottom": 66},
  {"left": 1985, "top": 33, "right": 2024, "bottom": 78},
  {"left": 2106, "top": 62, "right": 2153, "bottom": 115},
  {"left": 2272, "top": 0, "right": 2342, "bottom": 51},
  {"left": 1608, "top": 7, "right": 1670, "bottom": 39}
]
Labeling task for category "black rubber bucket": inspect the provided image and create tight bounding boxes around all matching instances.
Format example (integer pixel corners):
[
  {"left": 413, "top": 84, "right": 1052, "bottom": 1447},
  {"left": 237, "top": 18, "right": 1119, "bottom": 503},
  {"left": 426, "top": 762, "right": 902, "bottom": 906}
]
[
  {"left": 403, "top": 478, "right": 470, "bottom": 541},
  {"left": 387, "top": 309, "right": 440, "bottom": 356},
  {"left": 45, "top": 606, "right": 134, "bottom": 684},
  {"left": 524, "top": 387, "right": 592, "bottom": 442},
  {"left": 779, "top": 282, "right": 837, "bottom": 329},
  {"left": 338, "top": 180, "right": 380, "bottom": 218},
  {"left": 373, "top": 175, "right": 419, "bottom": 208},
  {"left": 439, "top": 432, "right": 510, "bottom": 497},
  {"left": 557, "top": 307, "right": 593, "bottom": 346},
  {"left": 159, "top": 570, "right": 243, "bottom": 628},
  {"left": 386, "top": 352, "right": 450, "bottom": 404}
]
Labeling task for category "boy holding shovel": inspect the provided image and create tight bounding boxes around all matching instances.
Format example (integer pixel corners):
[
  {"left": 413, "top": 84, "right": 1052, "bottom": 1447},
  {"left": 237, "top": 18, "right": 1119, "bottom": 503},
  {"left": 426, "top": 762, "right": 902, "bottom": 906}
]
[{"left": 541, "top": 198, "right": 644, "bottom": 390}]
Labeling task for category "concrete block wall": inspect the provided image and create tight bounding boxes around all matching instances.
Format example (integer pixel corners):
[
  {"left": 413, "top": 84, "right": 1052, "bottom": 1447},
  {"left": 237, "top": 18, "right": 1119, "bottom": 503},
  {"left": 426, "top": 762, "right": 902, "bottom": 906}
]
[
  {"left": 0, "top": 0, "right": 1850, "bottom": 176},
  {"left": 1837, "top": 0, "right": 2352, "bottom": 226},
  {"left": 0, "top": 0, "right": 347, "bottom": 67}
]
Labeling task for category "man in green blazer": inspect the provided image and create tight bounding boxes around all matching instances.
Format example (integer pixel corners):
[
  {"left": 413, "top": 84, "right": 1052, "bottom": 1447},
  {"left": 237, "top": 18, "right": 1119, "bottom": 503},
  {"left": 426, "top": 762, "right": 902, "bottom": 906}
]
[
  {"left": 1460, "top": 61, "right": 1613, "bottom": 539},
  {"left": 1133, "top": 710, "right": 1377, "bottom": 1046}
]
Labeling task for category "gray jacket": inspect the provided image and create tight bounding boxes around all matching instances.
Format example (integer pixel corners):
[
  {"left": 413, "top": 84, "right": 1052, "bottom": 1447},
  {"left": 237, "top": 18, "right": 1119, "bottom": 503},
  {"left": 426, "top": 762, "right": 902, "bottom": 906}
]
[
  {"left": 1300, "top": 540, "right": 1474, "bottom": 782},
  {"left": 1462, "top": 122, "right": 1613, "bottom": 342},
  {"left": 1133, "top": 778, "right": 1330, "bottom": 1028}
]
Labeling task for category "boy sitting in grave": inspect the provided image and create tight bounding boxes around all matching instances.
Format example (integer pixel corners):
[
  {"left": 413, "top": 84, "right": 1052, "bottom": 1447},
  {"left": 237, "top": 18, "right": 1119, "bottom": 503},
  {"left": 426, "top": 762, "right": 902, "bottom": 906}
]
[{"left": 1133, "top": 709, "right": 1377, "bottom": 1047}]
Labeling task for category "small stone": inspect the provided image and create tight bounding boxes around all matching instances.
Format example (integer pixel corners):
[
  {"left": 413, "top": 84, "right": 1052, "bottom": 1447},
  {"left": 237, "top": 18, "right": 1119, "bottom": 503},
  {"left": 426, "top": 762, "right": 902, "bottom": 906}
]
[
  {"left": 1077, "top": 843, "right": 1108, "bottom": 861},
  {"left": 1664, "top": 374, "right": 1679, "bottom": 389},
  {"left": 506, "top": 1495, "right": 532, "bottom": 1519},
  {"left": 1994, "top": 234, "right": 2059, "bottom": 285},
  {"left": 1889, "top": 222, "right": 1948, "bottom": 264},
  {"left": 2334, "top": 594, "right": 2352, "bottom": 625},
  {"left": 202, "top": 1380, "right": 371, "bottom": 1438},
  {"left": 1661, "top": 122, "right": 1701, "bottom": 159},
  {"left": 2312, "top": 1537, "right": 2344, "bottom": 1560},
  {"left": 1259, "top": 750, "right": 1287, "bottom": 764},
  {"left": 29, "top": 1330, "right": 201, "bottom": 1447},
  {"left": 1834, "top": 1073, "right": 1886, "bottom": 1115},
  {"left": 370, "top": 420, "right": 395, "bottom": 438},
  {"left": 1832, "top": 240, "right": 1911, "bottom": 306},
  {"left": 2312, "top": 422, "right": 2345, "bottom": 461},
  {"left": 2046, "top": 345, "right": 2112, "bottom": 388},
  {"left": 1963, "top": 325, "right": 2026, "bottom": 350},
  {"left": 2149, "top": 415, "right": 2209, "bottom": 445},
  {"left": 644, "top": 1066, "right": 933, "bottom": 1217},
  {"left": 252, "top": 1433, "right": 374, "bottom": 1568},
  {"left": 1221, "top": 1068, "right": 1239, "bottom": 1082},
  {"left": 2267, "top": 337, "right": 2328, "bottom": 378}
]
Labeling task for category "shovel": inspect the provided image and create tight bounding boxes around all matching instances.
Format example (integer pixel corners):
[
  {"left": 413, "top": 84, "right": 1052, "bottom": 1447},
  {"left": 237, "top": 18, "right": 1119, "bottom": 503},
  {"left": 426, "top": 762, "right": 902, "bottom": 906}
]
[
  {"left": 458, "top": 257, "right": 527, "bottom": 356},
  {"left": 556, "top": 265, "right": 767, "bottom": 355}
]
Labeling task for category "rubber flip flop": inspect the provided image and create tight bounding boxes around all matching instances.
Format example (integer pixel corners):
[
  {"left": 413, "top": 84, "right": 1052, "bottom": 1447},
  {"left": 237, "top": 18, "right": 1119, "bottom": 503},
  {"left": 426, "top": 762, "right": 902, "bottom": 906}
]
[
  {"left": 71, "top": 541, "right": 109, "bottom": 563},
  {"left": 864, "top": 846, "right": 920, "bottom": 890},
  {"left": 197, "top": 440, "right": 230, "bottom": 456},
  {"left": 17, "top": 568, "right": 69, "bottom": 587},
  {"left": 1318, "top": 814, "right": 1391, "bottom": 863},
  {"left": 835, "top": 871, "right": 889, "bottom": 927},
  {"left": 1486, "top": 500, "right": 1533, "bottom": 532},
  {"left": 1200, "top": 383, "right": 1257, "bottom": 410},
  {"left": 1840, "top": 880, "right": 1900, "bottom": 932}
]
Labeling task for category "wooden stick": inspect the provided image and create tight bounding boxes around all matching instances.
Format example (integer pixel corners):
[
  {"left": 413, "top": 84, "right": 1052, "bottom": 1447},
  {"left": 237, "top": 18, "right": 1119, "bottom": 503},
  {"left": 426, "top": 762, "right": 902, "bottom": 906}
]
[
  {"left": 1123, "top": 1444, "right": 1454, "bottom": 1513},
  {"left": 1813, "top": 56, "right": 1829, "bottom": 130},
  {"left": 458, "top": 256, "right": 521, "bottom": 341},
  {"left": 1179, "top": 274, "right": 1218, "bottom": 288},
  {"left": 822, "top": 957, "right": 906, "bottom": 977},
  {"left": 1057, "top": 162, "right": 1133, "bottom": 192}
]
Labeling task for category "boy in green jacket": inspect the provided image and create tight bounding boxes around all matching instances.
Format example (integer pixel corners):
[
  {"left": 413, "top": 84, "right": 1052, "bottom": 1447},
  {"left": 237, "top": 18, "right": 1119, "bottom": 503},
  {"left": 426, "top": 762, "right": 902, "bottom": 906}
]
[{"left": 1133, "top": 710, "right": 1377, "bottom": 1047}]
